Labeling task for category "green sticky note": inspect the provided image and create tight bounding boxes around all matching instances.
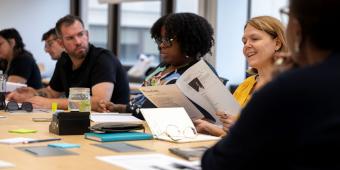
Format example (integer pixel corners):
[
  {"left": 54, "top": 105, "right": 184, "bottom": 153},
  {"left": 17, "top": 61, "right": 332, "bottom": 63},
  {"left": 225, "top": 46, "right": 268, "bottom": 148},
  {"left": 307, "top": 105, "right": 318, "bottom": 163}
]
[{"left": 9, "top": 129, "right": 38, "bottom": 134}]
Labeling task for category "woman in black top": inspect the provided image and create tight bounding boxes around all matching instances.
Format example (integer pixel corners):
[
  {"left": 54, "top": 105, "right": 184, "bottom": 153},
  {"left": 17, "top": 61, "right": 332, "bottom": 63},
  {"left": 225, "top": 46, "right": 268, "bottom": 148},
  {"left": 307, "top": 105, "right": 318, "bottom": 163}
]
[
  {"left": 0, "top": 28, "right": 42, "bottom": 89},
  {"left": 98, "top": 13, "right": 215, "bottom": 119}
]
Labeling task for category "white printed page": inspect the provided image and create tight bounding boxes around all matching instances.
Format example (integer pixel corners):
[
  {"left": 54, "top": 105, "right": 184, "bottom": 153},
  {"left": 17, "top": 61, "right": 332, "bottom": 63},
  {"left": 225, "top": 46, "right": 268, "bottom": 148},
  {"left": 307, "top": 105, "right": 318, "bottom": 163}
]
[
  {"left": 97, "top": 154, "right": 200, "bottom": 170},
  {"left": 176, "top": 60, "right": 241, "bottom": 118},
  {"left": 139, "top": 85, "right": 204, "bottom": 121},
  {"left": 90, "top": 112, "right": 143, "bottom": 123}
]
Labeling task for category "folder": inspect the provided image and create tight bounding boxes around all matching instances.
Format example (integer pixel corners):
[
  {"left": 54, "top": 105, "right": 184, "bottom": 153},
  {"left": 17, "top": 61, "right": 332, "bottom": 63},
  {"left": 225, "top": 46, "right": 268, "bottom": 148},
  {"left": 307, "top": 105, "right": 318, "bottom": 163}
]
[{"left": 84, "top": 132, "right": 153, "bottom": 142}]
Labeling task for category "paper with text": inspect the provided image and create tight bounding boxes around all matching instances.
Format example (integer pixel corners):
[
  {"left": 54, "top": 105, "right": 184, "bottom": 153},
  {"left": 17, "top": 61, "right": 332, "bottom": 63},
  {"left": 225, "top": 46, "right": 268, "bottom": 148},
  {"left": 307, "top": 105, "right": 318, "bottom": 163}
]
[
  {"left": 139, "top": 85, "right": 203, "bottom": 121},
  {"left": 176, "top": 59, "right": 241, "bottom": 117},
  {"left": 140, "top": 60, "right": 241, "bottom": 124}
]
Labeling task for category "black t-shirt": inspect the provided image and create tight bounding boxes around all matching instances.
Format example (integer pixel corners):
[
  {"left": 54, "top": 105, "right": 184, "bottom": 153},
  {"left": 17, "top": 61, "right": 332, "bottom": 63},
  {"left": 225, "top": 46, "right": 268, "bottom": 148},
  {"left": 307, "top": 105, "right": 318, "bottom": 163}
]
[
  {"left": 0, "top": 51, "right": 42, "bottom": 89},
  {"left": 49, "top": 44, "right": 130, "bottom": 104}
]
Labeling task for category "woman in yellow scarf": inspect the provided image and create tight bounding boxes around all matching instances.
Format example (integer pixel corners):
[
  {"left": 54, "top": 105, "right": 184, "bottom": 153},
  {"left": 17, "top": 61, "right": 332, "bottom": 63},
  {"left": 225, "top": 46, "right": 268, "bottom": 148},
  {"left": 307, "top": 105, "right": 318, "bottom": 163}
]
[{"left": 195, "top": 15, "right": 288, "bottom": 136}]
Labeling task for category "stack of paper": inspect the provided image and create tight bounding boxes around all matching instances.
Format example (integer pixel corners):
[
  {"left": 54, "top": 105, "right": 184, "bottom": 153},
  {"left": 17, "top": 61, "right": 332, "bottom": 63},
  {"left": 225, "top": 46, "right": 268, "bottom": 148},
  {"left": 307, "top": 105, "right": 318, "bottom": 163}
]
[
  {"left": 97, "top": 153, "right": 200, "bottom": 170},
  {"left": 90, "top": 112, "right": 143, "bottom": 123}
]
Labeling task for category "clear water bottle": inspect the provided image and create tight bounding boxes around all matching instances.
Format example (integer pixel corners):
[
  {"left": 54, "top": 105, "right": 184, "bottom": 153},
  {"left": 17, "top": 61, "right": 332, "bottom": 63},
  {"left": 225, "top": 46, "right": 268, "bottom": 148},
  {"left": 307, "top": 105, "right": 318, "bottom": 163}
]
[{"left": 0, "top": 70, "right": 6, "bottom": 110}]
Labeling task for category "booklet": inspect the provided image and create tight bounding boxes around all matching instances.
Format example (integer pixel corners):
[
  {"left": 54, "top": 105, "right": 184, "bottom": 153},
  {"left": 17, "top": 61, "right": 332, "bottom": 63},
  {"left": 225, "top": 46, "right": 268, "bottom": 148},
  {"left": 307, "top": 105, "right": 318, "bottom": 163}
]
[
  {"left": 139, "top": 59, "right": 241, "bottom": 124},
  {"left": 84, "top": 132, "right": 153, "bottom": 142},
  {"left": 141, "top": 107, "right": 220, "bottom": 143}
]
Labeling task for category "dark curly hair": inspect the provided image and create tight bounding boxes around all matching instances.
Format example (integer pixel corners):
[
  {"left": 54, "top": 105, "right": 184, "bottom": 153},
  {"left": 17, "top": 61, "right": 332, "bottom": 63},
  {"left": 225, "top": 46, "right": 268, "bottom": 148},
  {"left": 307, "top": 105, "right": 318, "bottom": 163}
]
[{"left": 150, "top": 13, "right": 214, "bottom": 59}]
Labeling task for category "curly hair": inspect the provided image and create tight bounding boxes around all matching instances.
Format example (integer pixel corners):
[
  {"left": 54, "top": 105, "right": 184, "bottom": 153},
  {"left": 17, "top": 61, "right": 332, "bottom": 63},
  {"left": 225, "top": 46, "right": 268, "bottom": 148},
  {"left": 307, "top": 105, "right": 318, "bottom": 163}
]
[{"left": 150, "top": 13, "right": 214, "bottom": 59}]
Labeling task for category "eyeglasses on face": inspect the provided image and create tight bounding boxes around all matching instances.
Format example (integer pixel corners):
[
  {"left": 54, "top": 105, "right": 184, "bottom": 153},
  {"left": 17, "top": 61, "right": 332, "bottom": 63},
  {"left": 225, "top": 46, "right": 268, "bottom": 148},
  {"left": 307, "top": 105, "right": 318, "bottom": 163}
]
[
  {"left": 154, "top": 37, "right": 174, "bottom": 48},
  {"left": 44, "top": 38, "right": 57, "bottom": 50},
  {"left": 6, "top": 101, "right": 33, "bottom": 112}
]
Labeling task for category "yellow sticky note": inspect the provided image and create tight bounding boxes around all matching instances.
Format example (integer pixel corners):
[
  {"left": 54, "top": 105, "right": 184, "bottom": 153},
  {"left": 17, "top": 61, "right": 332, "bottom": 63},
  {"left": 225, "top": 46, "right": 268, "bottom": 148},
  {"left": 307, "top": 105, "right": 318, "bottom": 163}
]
[
  {"left": 51, "top": 102, "right": 58, "bottom": 113},
  {"left": 8, "top": 129, "right": 38, "bottom": 134}
]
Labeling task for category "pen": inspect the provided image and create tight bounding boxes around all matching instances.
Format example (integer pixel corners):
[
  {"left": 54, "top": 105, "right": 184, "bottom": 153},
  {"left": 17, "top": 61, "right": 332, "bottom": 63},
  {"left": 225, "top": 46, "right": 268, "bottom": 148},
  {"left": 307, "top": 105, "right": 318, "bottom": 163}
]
[{"left": 23, "top": 138, "right": 61, "bottom": 144}]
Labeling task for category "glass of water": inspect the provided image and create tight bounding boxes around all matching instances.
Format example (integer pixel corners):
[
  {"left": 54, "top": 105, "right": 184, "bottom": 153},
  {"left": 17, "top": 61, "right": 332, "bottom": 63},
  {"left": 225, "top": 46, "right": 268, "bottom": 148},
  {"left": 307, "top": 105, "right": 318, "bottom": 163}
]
[{"left": 68, "top": 87, "right": 91, "bottom": 112}]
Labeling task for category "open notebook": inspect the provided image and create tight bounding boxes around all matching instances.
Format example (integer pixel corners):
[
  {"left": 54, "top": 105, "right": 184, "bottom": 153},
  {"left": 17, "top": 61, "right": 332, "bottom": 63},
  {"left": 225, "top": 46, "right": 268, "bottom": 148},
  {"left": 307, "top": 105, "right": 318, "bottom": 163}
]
[{"left": 141, "top": 107, "right": 220, "bottom": 143}]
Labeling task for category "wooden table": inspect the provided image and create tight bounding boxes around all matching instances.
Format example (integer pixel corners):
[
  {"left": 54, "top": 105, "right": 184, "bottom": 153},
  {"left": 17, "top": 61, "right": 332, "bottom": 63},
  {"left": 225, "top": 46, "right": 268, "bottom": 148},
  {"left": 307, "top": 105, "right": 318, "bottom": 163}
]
[{"left": 0, "top": 111, "right": 215, "bottom": 170}]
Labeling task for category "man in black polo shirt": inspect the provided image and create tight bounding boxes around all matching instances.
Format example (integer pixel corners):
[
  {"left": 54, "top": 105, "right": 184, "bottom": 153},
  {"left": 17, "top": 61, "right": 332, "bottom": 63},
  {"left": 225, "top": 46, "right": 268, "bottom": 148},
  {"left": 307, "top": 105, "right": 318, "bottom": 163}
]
[{"left": 7, "top": 15, "right": 129, "bottom": 111}]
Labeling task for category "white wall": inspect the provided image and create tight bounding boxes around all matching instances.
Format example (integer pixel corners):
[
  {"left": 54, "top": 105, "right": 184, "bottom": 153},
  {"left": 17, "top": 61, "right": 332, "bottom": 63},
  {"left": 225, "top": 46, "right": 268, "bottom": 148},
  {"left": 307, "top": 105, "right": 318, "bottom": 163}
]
[
  {"left": 251, "top": 0, "right": 288, "bottom": 19},
  {"left": 215, "top": 0, "right": 248, "bottom": 85},
  {"left": 0, "top": 0, "right": 69, "bottom": 78},
  {"left": 215, "top": 0, "right": 288, "bottom": 86}
]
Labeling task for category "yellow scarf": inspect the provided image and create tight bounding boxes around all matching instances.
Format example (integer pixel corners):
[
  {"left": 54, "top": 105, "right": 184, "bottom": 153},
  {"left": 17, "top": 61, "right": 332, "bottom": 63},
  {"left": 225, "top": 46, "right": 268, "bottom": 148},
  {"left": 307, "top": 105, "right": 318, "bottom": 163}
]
[{"left": 233, "top": 75, "right": 257, "bottom": 107}]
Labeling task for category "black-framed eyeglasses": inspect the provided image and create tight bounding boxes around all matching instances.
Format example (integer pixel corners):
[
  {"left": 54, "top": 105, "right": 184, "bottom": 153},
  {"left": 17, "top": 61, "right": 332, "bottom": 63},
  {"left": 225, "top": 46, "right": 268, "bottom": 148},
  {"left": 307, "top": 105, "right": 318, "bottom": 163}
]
[
  {"left": 44, "top": 38, "right": 58, "bottom": 50},
  {"left": 154, "top": 37, "right": 174, "bottom": 48},
  {"left": 6, "top": 101, "right": 33, "bottom": 112},
  {"left": 279, "top": 6, "right": 290, "bottom": 26}
]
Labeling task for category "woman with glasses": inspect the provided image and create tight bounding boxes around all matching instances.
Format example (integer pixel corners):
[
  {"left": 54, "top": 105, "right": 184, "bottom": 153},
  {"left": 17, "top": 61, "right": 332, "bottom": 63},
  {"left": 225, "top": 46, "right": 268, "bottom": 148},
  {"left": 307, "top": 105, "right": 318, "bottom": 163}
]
[
  {"left": 195, "top": 16, "right": 288, "bottom": 137},
  {"left": 202, "top": 0, "right": 340, "bottom": 169},
  {"left": 0, "top": 28, "right": 42, "bottom": 89},
  {"left": 98, "top": 13, "right": 215, "bottom": 118}
]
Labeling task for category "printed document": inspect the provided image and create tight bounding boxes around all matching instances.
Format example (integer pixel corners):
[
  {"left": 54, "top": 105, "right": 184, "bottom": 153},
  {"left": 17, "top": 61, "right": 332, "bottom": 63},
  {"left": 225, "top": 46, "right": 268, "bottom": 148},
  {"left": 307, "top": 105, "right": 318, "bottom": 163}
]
[
  {"left": 97, "top": 153, "right": 200, "bottom": 170},
  {"left": 140, "top": 59, "right": 241, "bottom": 123}
]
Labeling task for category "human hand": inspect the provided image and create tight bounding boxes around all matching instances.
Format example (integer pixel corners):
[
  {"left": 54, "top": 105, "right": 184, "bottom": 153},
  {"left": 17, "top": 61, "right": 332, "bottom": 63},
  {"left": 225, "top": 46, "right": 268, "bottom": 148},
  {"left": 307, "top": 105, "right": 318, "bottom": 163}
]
[
  {"left": 6, "top": 87, "right": 37, "bottom": 103},
  {"left": 215, "top": 111, "right": 236, "bottom": 132},
  {"left": 96, "top": 99, "right": 115, "bottom": 112},
  {"left": 27, "top": 96, "right": 51, "bottom": 109},
  {"left": 194, "top": 119, "right": 226, "bottom": 137}
]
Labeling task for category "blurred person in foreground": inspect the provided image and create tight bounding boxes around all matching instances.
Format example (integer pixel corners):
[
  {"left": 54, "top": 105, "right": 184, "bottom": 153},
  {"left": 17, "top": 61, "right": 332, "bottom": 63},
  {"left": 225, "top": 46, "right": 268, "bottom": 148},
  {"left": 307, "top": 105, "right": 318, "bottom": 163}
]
[{"left": 202, "top": 0, "right": 340, "bottom": 169}]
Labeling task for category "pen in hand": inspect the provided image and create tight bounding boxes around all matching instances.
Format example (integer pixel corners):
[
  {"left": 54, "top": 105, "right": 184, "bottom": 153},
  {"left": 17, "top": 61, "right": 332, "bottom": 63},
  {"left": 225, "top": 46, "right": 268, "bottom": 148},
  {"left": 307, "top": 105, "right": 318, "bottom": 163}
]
[{"left": 23, "top": 138, "right": 61, "bottom": 144}]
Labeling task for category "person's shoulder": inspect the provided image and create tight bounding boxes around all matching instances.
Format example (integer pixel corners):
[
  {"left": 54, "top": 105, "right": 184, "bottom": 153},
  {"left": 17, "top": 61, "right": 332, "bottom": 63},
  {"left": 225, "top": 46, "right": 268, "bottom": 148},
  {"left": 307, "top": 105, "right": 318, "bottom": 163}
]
[
  {"left": 13, "top": 51, "right": 35, "bottom": 63},
  {"left": 89, "top": 44, "right": 115, "bottom": 58}
]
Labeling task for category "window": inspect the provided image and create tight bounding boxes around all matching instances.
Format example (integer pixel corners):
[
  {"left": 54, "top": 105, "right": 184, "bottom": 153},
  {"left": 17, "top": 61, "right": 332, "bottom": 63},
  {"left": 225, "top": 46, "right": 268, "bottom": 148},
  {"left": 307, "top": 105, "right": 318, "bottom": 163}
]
[
  {"left": 119, "top": 1, "right": 161, "bottom": 66},
  {"left": 87, "top": 0, "right": 109, "bottom": 48}
]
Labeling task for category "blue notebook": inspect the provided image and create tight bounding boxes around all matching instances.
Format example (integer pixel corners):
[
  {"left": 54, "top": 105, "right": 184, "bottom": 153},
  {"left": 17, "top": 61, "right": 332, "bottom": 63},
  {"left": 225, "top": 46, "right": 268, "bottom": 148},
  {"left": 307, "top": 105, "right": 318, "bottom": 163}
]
[{"left": 84, "top": 132, "right": 153, "bottom": 142}]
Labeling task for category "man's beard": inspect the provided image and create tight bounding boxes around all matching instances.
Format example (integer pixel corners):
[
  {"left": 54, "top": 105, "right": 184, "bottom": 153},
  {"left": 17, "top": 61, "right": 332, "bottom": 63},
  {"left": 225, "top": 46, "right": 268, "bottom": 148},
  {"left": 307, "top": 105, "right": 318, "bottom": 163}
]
[{"left": 70, "top": 46, "right": 88, "bottom": 59}]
